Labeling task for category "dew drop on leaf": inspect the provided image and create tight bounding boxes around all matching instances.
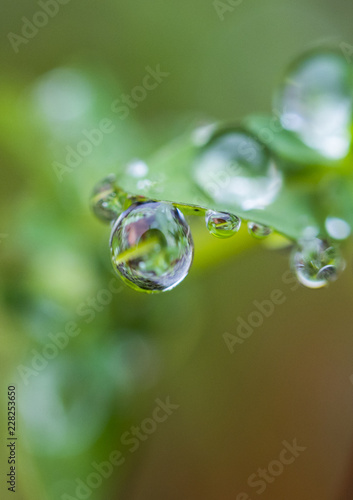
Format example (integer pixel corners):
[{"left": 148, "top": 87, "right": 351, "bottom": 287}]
[
  {"left": 291, "top": 238, "right": 342, "bottom": 289},
  {"left": 193, "top": 128, "right": 282, "bottom": 210},
  {"left": 277, "top": 50, "right": 353, "bottom": 159},
  {"left": 247, "top": 221, "right": 273, "bottom": 239},
  {"left": 205, "top": 210, "right": 241, "bottom": 239},
  {"left": 90, "top": 175, "right": 124, "bottom": 222},
  {"left": 110, "top": 202, "right": 194, "bottom": 293}
]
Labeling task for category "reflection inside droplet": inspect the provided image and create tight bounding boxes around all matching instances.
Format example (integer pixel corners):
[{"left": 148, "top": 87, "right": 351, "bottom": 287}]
[
  {"left": 292, "top": 238, "right": 342, "bottom": 289},
  {"left": 248, "top": 221, "right": 273, "bottom": 239},
  {"left": 90, "top": 174, "right": 125, "bottom": 222},
  {"left": 110, "top": 202, "right": 194, "bottom": 293},
  {"left": 206, "top": 210, "right": 241, "bottom": 238}
]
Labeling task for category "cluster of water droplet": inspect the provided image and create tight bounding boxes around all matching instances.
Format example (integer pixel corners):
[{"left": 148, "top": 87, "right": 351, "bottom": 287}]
[
  {"left": 90, "top": 174, "right": 278, "bottom": 293},
  {"left": 90, "top": 49, "right": 353, "bottom": 293},
  {"left": 91, "top": 175, "right": 348, "bottom": 292}
]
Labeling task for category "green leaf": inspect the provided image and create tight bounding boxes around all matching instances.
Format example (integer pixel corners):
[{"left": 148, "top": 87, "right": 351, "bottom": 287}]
[
  {"left": 244, "top": 114, "right": 339, "bottom": 168},
  {"left": 114, "top": 129, "right": 322, "bottom": 241}
]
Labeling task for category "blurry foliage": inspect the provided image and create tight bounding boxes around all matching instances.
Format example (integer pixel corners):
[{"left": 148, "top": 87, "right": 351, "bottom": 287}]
[{"left": 2, "top": 1, "right": 353, "bottom": 499}]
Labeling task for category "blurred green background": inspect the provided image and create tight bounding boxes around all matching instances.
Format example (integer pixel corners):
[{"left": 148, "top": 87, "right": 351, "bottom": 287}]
[{"left": 2, "top": 1, "right": 353, "bottom": 499}]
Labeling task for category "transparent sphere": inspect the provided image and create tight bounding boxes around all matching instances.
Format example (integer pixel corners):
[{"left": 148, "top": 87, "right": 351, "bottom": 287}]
[
  {"left": 110, "top": 202, "right": 194, "bottom": 293},
  {"left": 206, "top": 210, "right": 241, "bottom": 239},
  {"left": 277, "top": 50, "right": 353, "bottom": 159},
  {"left": 193, "top": 128, "right": 282, "bottom": 210},
  {"left": 247, "top": 221, "right": 273, "bottom": 239},
  {"left": 90, "top": 175, "right": 123, "bottom": 222},
  {"left": 292, "top": 238, "right": 342, "bottom": 289}
]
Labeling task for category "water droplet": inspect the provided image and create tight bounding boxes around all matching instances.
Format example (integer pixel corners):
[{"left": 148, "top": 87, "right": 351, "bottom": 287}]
[
  {"left": 193, "top": 128, "right": 282, "bottom": 210},
  {"left": 90, "top": 175, "right": 124, "bottom": 222},
  {"left": 126, "top": 159, "right": 149, "bottom": 178},
  {"left": 277, "top": 50, "right": 353, "bottom": 159},
  {"left": 292, "top": 238, "right": 342, "bottom": 289},
  {"left": 206, "top": 210, "right": 241, "bottom": 238},
  {"left": 325, "top": 216, "right": 351, "bottom": 240},
  {"left": 110, "top": 202, "right": 194, "bottom": 293},
  {"left": 247, "top": 222, "right": 273, "bottom": 239}
]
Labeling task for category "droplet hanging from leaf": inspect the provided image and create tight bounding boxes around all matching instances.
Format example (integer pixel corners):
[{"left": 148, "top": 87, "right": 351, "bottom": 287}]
[
  {"left": 247, "top": 222, "right": 273, "bottom": 239},
  {"left": 291, "top": 238, "right": 343, "bottom": 289},
  {"left": 206, "top": 210, "right": 241, "bottom": 239},
  {"left": 110, "top": 202, "right": 194, "bottom": 293}
]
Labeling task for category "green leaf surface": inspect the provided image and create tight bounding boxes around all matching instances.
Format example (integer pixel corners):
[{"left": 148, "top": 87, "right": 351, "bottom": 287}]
[
  {"left": 114, "top": 130, "right": 322, "bottom": 241},
  {"left": 244, "top": 114, "right": 339, "bottom": 168}
]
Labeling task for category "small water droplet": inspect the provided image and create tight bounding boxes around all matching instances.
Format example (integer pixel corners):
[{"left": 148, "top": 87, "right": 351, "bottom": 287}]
[
  {"left": 277, "top": 50, "right": 353, "bottom": 159},
  {"left": 247, "top": 222, "right": 273, "bottom": 239},
  {"left": 193, "top": 128, "right": 282, "bottom": 210},
  {"left": 325, "top": 216, "right": 351, "bottom": 240},
  {"left": 126, "top": 160, "right": 149, "bottom": 178},
  {"left": 110, "top": 202, "right": 194, "bottom": 293},
  {"left": 292, "top": 238, "right": 342, "bottom": 289},
  {"left": 90, "top": 175, "right": 125, "bottom": 222},
  {"left": 206, "top": 210, "right": 241, "bottom": 238}
]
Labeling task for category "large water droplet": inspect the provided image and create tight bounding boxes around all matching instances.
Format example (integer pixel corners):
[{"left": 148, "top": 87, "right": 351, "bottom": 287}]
[
  {"left": 277, "top": 50, "right": 353, "bottom": 159},
  {"left": 90, "top": 175, "right": 124, "bottom": 222},
  {"left": 193, "top": 128, "right": 282, "bottom": 210},
  {"left": 110, "top": 202, "right": 194, "bottom": 293},
  {"left": 248, "top": 222, "right": 273, "bottom": 239},
  {"left": 325, "top": 216, "right": 351, "bottom": 240},
  {"left": 206, "top": 210, "right": 241, "bottom": 239},
  {"left": 292, "top": 238, "right": 342, "bottom": 289}
]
